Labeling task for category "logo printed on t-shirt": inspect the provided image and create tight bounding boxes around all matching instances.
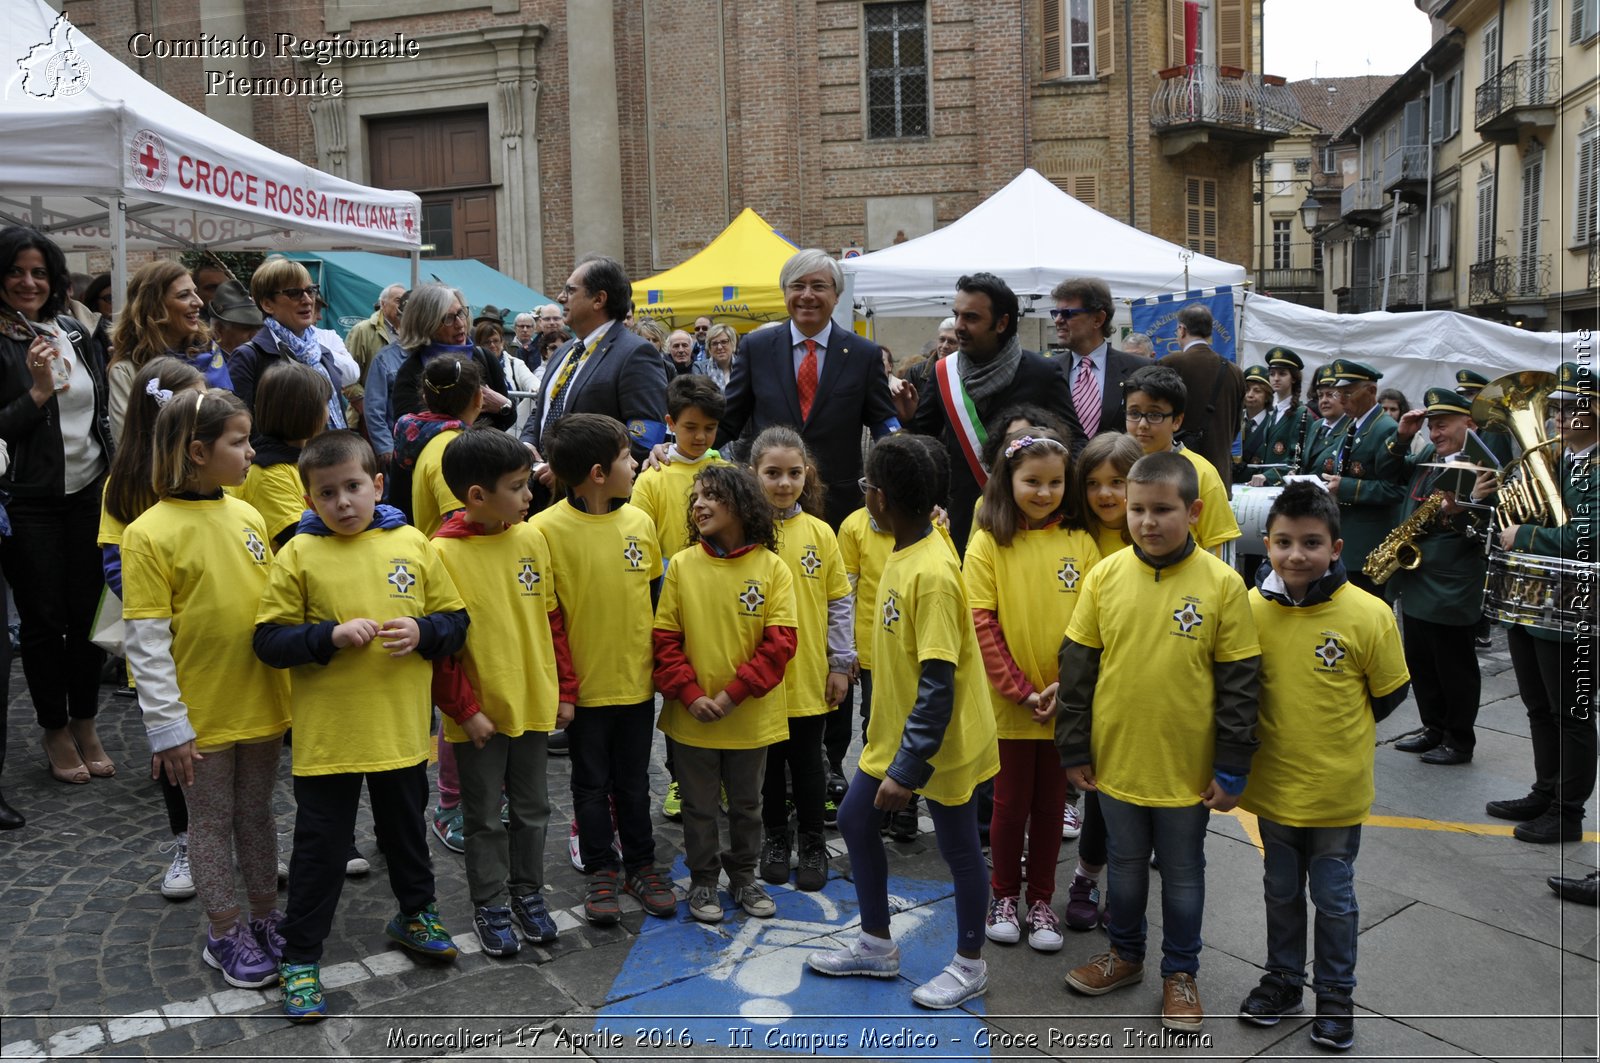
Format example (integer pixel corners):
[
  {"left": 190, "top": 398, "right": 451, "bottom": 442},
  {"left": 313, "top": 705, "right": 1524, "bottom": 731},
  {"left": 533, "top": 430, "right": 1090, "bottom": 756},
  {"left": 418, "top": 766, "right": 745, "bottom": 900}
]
[
  {"left": 1314, "top": 635, "right": 1347, "bottom": 671},
  {"left": 623, "top": 537, "right": 645, "bottom": 570},
  {"left": 881, "top": 589, "right": 902, "bottom": 631},
  {"left": 800, "top": 546, "right": 821, "bottom": 577},
  {"left": 1057, "top": 558, "right": 1081, "bottom": 591},
  {"left": 738, "top": 579, "right": 766, "bottom": 615},
  {"left": 243, "top": 528, "right": 267, "bottom": 563},
  {"left": 1172, "top": 598, "right": 1203, "bottom": 636},
  {"left": 517, "top": 560, "right": 541, "bottom": 594},
  {"left": 387, "top": 561, "right": 417, "bottom": 596}
]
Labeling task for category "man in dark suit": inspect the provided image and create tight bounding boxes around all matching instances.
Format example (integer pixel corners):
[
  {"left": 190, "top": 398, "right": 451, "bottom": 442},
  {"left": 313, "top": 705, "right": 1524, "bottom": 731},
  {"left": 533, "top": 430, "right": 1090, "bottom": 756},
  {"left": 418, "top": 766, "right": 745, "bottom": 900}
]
[
  {"left": 1050, "top": 276, "right": 1151, "bottom": 451},
  {"left": 716, "top": 248, "right": 901, "bottom": 527},
  {"left": 1321, "top": 359, "right": 1404, "bottom": 595},
  {"left": 521, "top": 255, "right": 668, "bottom": 487},
  {"left": 1159, "top": 303, "right": 1244, "bottom": 494},
  {"left": 907, "top": 272, "right": 1080, "bottom": 551}
]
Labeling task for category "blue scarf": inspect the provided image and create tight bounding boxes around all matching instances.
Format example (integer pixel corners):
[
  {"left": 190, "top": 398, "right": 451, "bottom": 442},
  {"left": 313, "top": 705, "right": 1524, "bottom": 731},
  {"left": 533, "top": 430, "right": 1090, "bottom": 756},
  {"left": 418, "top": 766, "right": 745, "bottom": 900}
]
[
  {"left": 264, "top": 316, "right": 345, "bottom": 429},
  {"left": 296, "top": 503, "right": 408, "bottom": 538}
]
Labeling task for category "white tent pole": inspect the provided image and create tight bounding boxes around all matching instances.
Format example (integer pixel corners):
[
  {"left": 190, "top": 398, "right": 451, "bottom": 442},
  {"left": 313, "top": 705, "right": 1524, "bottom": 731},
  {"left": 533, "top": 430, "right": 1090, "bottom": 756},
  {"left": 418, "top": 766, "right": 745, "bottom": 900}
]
[
  {"left": 111, "top": 195, "right": 127, "bottom": 315},
  {"left": 411, "top": 250, "right": 420, "bottom": 290}
]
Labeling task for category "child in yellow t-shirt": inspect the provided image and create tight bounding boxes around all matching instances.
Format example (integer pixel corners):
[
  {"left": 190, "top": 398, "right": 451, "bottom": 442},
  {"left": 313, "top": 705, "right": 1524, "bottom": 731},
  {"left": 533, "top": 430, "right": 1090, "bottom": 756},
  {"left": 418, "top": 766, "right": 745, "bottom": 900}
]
[
  {"left": 807, "top": 435, "right": 999, "bottom": 1011},
  {"left": 1056, "top": 450, "right": 1261, "bottom": 1031},
  {"left": 1121, "top": 365, "right": 1242, "bottom": 556},
  {"left": 1236, "top": 483, "right": 1408, "bottom": 1051},
  {"left": 629, "top": 374, "right": 729, "bottom": 822},
  {"left": 654, "top": 464, "right": 797, "bottom": 924},
  {"left": 240, "top": 360, "right": 331, "bottom": 549},
  {"left": 123, "top": 388, "right": 289, "bottom": 994},
  {"left": 254, "top": 431, "right": 470, "bottom": 1021},
  {"left": 398, "top": 354, "right": 483, "bottom": 538},
  {"left": 965, "top": 428, "right": 1098, "bottom": 954},
  {"left": 429, "top": 429, "right": 579, "bottom": 957},
  {"left": 750, "top": 426, "right": 853, "bottom": 893}
]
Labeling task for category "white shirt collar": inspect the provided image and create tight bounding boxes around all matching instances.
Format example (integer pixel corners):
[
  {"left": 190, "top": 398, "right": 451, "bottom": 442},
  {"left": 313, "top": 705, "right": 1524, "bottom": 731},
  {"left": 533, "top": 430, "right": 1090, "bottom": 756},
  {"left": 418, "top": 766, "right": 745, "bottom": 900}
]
[
  {"left": 1181, "top": 337, "right": 1207, "bottom": 351},
  {"left": 580, "top": 321, "right": 612, "bottom": 351},
  {"left": 790, "top": 321, "right": 833, "bottom": 350},
  {"left": 1075, "top": 341, "right": 1107, "bottom": 369},
  {"left": 1273, "top": 395, "right": 1292, "bottom": 415},
  {"left": 1567, "top": 442, "right": 1596, "bottom": 461}
]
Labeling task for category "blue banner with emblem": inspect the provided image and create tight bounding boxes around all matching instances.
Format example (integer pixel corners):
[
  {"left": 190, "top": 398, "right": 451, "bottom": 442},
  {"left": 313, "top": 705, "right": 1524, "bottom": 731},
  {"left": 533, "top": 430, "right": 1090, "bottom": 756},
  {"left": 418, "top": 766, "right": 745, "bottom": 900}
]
[{"left": 1130, "top": 285, "right": 1237, "bottom": 362}]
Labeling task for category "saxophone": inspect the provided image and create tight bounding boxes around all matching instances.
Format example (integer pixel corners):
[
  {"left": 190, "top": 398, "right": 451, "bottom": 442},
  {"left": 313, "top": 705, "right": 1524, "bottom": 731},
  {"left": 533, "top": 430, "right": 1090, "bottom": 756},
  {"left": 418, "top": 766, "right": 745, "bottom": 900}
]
[{"left": 1363, "top": 492, "right": 1445, "bottom": 585}]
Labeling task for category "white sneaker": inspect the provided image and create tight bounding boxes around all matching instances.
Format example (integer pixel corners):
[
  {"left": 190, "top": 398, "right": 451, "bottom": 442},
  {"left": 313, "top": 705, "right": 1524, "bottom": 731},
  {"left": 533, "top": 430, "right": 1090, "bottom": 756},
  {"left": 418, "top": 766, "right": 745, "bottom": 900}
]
[
  {"left": 159, "top": 833, "right": 195, "bottom": 900},
  {"left": 567, "top": 819, "right": 584, "bottom": 872},
  {"left": 1061, "top": 801, "right": 1084, "bottom": 839},
  {"left": 806, "top": 936, "right": 900, "bottom": 978},
  {"left": 911, "top": 960, "right": 988, "bottom": 1009},
  {"left": 984, "top": 895, "right": 1021, "bottom": 944},
  {"left": 1025, "top": 900, "right": 1064, "bottom": 952}
]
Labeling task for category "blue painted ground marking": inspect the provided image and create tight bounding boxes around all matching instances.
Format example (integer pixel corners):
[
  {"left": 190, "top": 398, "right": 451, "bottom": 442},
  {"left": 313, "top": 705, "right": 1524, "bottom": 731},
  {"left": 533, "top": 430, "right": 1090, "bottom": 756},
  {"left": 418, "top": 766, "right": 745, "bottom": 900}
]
[{"left": 594, "top": 856, "right": 992, "bottom": 1061}]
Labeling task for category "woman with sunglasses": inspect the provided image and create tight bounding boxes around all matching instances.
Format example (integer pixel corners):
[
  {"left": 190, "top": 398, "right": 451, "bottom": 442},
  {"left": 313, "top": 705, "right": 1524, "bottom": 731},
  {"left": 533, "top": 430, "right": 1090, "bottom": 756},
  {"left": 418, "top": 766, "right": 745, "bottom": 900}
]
[
  {"left": 0, "top": 226, "right": 116, "bottom": 793},
  {"left": 225, "top": 258, "right": 346, "bottom": 432},
  {"left": 385, "top": 283, "right": 514, "bottom": 435}
]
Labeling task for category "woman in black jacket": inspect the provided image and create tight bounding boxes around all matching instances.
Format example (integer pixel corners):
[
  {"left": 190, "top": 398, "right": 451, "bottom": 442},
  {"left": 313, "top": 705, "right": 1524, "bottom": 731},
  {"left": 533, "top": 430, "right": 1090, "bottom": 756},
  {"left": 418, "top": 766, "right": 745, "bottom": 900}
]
[
  {"left": 385, "top": 283, "right": 514, "bottom": 430},
  {"left": 225, "top": 257, "right": 346, "bottom": 430},
  {"left": 0, "top": 227, "right": 116, "bottom": 787}
]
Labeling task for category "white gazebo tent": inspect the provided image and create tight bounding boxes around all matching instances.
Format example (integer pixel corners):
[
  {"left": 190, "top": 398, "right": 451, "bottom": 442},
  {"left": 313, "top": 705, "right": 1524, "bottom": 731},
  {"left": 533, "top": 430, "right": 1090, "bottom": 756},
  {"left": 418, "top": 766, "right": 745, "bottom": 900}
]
[
  {"left": 842, "top": 168, "right": 1247, "bottom": 317},
  {"left": 0, "top": 2, "right": 421, "bottom": 304}
]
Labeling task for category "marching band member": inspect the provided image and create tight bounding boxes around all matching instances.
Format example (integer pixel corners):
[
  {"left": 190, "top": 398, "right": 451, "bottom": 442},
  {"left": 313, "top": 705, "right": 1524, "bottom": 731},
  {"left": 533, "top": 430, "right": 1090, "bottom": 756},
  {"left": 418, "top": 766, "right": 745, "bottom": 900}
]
[{"left": 1321, "top": 360, "right": 1404, "bottom": 595}]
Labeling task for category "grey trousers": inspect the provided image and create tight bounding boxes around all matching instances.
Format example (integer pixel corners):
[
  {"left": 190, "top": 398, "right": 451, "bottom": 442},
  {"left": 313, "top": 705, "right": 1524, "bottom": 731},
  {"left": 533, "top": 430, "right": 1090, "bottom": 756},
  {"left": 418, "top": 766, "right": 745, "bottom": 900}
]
[
  {"left": 454, "top": 730, "right": 551, "bottom": 907},
  {"left": 675, "top": 742, "right": 767, "bottom": 890}
]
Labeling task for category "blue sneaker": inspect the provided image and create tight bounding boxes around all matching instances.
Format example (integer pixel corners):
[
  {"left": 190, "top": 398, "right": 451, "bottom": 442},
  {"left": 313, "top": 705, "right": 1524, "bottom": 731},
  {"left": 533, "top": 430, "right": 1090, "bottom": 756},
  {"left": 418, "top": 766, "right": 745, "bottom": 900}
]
[
  {"left": 280, "top": 962, "right": 326, "bottom": 1022},
  {"left": 510, "top": 891, "right": 559, "bottom": 943},
  {"left": 473, "top": 906, "right": 520, "bottom": 957},
  {"left": 385, "top": 902, "right": 459, "bottom": 960},
  {"left": 203, "top": 922, "right": 276, "bottom": 988}
]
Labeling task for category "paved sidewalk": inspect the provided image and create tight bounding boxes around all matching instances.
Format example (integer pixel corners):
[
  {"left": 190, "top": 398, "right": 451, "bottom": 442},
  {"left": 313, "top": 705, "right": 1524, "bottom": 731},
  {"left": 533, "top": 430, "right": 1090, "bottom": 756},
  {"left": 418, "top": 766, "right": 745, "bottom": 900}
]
[{"left": 1, "top": 630, "right": 1596, "bottom": 1061}]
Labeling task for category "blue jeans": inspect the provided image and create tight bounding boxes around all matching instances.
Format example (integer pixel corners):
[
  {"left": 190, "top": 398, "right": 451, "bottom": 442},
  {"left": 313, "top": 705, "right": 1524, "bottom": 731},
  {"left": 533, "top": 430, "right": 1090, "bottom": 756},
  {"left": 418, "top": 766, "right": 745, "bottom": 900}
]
[
  {"left": 1259, "top": 818, "right": 1361, "bottom": 997},
  {"left": 1097, "top": 792, "right": 1208, "bottom": 976}
]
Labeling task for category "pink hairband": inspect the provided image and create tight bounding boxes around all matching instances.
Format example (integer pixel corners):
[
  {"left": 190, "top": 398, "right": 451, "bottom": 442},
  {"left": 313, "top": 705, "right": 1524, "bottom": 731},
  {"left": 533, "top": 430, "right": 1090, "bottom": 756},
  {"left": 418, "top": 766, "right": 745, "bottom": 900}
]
[{"left": 1003, "top": 435, "right": 1068, "bottom": 461}]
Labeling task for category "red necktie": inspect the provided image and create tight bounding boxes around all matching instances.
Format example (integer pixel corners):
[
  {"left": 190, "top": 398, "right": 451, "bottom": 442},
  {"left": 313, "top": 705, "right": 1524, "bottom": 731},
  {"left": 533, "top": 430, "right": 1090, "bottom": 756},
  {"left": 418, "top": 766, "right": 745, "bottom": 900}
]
[{"left": 797, "top": 338, "right": 819, "bottom": 420}]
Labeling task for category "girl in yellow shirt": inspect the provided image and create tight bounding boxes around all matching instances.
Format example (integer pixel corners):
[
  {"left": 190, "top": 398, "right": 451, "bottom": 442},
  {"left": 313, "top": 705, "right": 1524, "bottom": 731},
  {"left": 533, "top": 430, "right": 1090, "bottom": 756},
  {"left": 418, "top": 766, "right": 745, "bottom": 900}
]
[
  {"left": 806, "top": 435, "right": 998, "bottom": 1011},
  {"left": 966, "top": 428, "right": 1098, "bottom": 953}
]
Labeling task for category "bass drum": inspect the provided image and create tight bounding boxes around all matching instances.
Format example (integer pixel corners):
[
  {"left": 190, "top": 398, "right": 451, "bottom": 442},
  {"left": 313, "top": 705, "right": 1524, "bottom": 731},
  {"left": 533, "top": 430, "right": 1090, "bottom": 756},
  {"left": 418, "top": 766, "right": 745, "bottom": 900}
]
[
  {"left": 1483, "top": 548, "right": 1595, "bottom": 639},
  {"left": 1229, "top": 485, "right": 1283, "bottom": 556}
]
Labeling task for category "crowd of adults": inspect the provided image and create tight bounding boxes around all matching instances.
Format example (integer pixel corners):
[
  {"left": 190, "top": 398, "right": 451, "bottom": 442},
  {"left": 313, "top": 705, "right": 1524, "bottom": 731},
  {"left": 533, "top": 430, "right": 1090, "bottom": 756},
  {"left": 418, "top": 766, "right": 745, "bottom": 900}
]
[{"left": 0, "top": 228, "right": 1591, "bottom": 907}]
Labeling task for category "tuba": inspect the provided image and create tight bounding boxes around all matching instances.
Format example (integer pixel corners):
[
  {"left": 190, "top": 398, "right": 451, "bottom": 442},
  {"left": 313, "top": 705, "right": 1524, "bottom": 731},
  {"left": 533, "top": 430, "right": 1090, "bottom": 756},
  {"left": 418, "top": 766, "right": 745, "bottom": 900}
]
[{"left": 1471, "top": 371, "right": 1567, "bottom": 528}]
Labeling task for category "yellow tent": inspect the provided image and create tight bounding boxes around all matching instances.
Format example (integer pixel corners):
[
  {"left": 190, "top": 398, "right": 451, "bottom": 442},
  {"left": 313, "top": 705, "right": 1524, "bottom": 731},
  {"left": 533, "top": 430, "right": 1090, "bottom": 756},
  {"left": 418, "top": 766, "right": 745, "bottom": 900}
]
[{"left": 632, "top": 207, "right": 798, "bottom": 330}]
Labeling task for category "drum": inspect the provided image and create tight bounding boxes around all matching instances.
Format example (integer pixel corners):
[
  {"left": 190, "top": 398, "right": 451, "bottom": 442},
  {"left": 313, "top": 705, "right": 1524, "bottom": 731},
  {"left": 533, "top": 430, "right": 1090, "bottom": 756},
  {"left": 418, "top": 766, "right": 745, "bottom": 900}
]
[
  {"left": 1229, "top": 485, "right": 1283, "bottom": 555},
  {"left": 1483, "top": 549, "right": 1596, "bottom": 638}
]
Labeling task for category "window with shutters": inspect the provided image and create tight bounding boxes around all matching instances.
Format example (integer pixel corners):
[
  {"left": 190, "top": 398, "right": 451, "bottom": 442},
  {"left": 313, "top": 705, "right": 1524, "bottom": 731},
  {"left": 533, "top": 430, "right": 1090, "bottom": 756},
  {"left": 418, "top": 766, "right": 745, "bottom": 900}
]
[
  {"left": 1574, "top": 121, "right": 1598, "bottom": 246},
  {"left": 1043, "top": 0, "right": 1112, "bottom": 80},
  {"left": 1519, "top": 147, "right": 1543, "bottom": 292},
  {"left": 1272, "top": 219, "right": 1293, "bottom": 269},
  {"left": 1428, "top": 200, "right": 1454, "bottom": 269},
  {"left": 1476, "top": 171, "right": 1497, "bottom": 263},
  {"left": 1574, "top": 0, "right": 1599, "bottom": 43},
  {"left": 1069, "top": 174, "right": 1100, "bottom": 210},
  {"left": 1429, "top": 72, "right": 1460, "bottom": 142},
  {"left": 1185, "top": 177, "right": 1218, "bottom": 257},
  {"left": 1482, "top": 19, "right": 1500, "bottom": 84},
  {"left": 864, "top": 2, "right": 929, "bottom": 140},
  {"left": 1321, "top": 145, "right": 1338, "bottom": 173},
  {"left": 1529, "top": 0, "right": 1551, "bottom": 103}
]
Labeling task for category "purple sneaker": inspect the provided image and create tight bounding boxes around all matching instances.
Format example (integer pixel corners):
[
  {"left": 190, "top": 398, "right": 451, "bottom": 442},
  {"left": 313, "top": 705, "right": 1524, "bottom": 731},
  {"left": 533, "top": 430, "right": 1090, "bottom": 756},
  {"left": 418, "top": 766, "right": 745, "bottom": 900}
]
[
  {"left": 203, "top": 922, "right": 277, "bottom": 988},
  {"left": 250, "top": 909, "right": 286, "bottom": 963},
  {"left": 1064, "top": 873, "right": 1101, "bottom": 931}
]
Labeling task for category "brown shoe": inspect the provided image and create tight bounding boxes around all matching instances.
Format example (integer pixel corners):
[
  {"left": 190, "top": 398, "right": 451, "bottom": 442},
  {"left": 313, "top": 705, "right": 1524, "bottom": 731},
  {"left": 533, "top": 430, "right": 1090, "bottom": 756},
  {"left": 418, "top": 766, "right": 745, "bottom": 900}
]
[
  {"left": 1064, "top": 950, "right": 1144, "bottom": 995},
  {"left": 1162, "top": 972, "right": 1204, "bottom": 1030}
]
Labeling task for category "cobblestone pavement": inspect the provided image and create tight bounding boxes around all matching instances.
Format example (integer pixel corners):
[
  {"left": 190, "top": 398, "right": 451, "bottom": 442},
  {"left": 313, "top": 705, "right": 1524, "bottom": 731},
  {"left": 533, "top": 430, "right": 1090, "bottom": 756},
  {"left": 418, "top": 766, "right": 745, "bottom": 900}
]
[{"left": 1, "top": 630, "right": 1596, "bottom": 1061}]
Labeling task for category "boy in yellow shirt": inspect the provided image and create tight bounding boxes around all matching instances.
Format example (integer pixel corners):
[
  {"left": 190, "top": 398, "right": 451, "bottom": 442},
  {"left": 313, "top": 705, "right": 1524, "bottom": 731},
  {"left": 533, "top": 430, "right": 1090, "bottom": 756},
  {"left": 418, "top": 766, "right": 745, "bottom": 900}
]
[
  {"left": 529, "top": 413, "right": 676, "bottom": 927},
  {"left": 1236, "top": 483, "right": 1408, "bottom": 1051},
  {"left": 1055, "top": 450, "right": 1260, "bottom": 1031},
  {"left": 430, "top": 429, "right": 580, "bottom": 957},
  {"left": 253, "top": 431, "right": 470, "bottom": 1022},
  {"left": 1122, "top": 365, "right": 1242, "bottom": 556}
]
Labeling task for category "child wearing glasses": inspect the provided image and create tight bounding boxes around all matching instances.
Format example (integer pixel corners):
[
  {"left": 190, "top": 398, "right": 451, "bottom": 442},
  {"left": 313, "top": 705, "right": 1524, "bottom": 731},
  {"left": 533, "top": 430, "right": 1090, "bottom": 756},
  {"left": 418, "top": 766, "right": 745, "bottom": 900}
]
[{"left": 1121, "top": 366, "right": 1241, "bottom": 556}]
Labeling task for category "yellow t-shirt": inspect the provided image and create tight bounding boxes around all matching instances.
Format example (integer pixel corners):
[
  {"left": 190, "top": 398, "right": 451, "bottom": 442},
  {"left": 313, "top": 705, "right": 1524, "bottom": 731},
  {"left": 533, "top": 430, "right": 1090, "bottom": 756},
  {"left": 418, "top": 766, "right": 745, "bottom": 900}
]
[
  {"left": 656, "top": 544, "right": 797, "bottom": 749},
  {"left": 433, "top": 523, "right": 563, "bottom": 741},
  {"left": 239, "top": 461, "right": 306, "bottom": 547},
  {"left": 97, "top": 497, "right": 127, "bottom": 548},
  {"left": 839, "top": 508, "right": 957, "bottom": 671},
  {"left": 964, "top": 524, "right": 1101, "bottom": 740},
  {"left": 412, "top": 428, "right": 465, "bottom": 538},
  {"left": 1094, "top": 523, "right": 1131, "bottom": 558},
  {"left": 1065, "top": 546, "right": 1260, "bottom": 807},
  {"left": 255, "top": 525, "right": 465, "bottom": 775},
  {"left": 122, "top": 496, "right": 289, "bottom": 748},
  {"left": 774, "top": 511, "right": 851, "bottom": 717},
  {"left": 530, "top": 499, "right": 661, "bottom": 706},
  {"left": 1176, "top": 444, "right": 1242, "bottom": 551},
  {"left": 631, "top": 455, "right": 729, "bottom": 570},
  {"left": 860, "top": 532, "right": 1000, "bottom": 805},
  {"left": 1240, "top": 583, "right": 1409, "bottom": 827}
]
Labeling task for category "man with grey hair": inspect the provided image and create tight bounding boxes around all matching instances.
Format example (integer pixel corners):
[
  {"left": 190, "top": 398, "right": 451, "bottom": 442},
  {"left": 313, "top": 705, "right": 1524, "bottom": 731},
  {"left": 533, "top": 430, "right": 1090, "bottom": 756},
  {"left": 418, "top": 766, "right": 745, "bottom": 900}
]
[
  {"left": 1122, "top": 332, "right": 1155, "bottom": 357},
  {"left": 933, "top": 316, "right": 958, "bottom": 359},
  {"left": 1050, "top": 276, "right": 1151, "bottom": 447},
  {"left": 716, "top": 247, "right": 898, "bottom": 525},
  {"left": 343, "top": 282, "right": 406, "bottom": 435},
  {"left": 537, "top": 303, "right": 566, "bottom": 338},
  {"left": 511, "top": 311, "right": 541, "bottom": 369}
]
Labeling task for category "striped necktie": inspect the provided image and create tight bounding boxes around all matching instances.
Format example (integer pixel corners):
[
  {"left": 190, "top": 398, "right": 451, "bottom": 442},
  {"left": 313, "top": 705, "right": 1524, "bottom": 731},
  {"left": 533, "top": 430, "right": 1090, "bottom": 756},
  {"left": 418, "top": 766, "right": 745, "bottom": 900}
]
[{"left": 1072, "top": 357, "right": 1100, "bottom": 438}]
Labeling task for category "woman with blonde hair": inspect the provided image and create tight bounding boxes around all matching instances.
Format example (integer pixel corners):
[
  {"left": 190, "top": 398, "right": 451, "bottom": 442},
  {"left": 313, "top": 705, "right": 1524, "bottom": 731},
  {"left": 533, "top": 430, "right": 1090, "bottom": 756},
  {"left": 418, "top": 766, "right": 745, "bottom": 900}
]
[
  {"left": 225, "top": 257, "right": 345, "bottom": 429},
  {"left": 108, "top": 260, "right": 232, "bottom": 436}
]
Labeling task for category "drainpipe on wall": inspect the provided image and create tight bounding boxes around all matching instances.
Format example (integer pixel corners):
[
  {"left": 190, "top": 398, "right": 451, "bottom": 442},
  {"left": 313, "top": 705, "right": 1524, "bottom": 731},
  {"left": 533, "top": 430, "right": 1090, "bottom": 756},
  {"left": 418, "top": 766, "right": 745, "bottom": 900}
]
[
  {"left": 1421, "top": 68, "right": 1435, "bottom": 310},
  {"left": 1125, "top": 0, "right": 1136, "bottom": 225}
]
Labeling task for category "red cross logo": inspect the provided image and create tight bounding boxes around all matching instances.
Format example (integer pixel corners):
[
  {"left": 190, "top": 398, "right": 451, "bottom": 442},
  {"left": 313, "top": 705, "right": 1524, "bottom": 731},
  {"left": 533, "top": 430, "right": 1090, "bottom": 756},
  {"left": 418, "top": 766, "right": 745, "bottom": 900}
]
[
  {"left": 128, "top": 130, "right": 168, "bottom": 192},
  {"left": 137, "top": 145, "right": 160, "bottom": 178}
]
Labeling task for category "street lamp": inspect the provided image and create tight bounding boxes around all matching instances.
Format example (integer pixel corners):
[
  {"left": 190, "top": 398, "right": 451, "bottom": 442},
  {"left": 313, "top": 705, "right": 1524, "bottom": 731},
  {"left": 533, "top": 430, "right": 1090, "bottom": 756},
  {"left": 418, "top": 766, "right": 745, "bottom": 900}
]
[{"left": 1298, "top": 192, "right": 1320, "bottom": 233}]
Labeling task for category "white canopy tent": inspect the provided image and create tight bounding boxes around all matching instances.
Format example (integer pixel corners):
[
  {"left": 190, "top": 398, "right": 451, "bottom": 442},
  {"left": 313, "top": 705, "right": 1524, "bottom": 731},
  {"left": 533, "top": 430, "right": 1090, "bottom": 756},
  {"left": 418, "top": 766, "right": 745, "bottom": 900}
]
[
  {"left": 842, "top": 168, "right": 1248, "bottom": 318},
  {"left": 1238, "top": 291, "right": 1579, "bottom": 415},
  {"left": 0, "top": 2, "right": 421, "bottom": 302}
]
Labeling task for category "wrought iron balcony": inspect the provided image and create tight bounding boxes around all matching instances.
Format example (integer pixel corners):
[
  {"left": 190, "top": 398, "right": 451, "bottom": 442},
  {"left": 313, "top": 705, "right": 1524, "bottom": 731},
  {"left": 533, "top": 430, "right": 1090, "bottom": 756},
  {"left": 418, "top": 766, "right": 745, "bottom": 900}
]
[
  {"left": 1589, "top": 236, "right": 1599, "bottom": 291},
  {"left": 1339, "top": 285, "right": 1378, "bottom": 314},
  {"left": 1258, "top": 268, "right": 1324, "bottom": 293},
  {"left": 1340, "top": 178, "right": 1384, "bottom": 225},
  {"left": 1469, "top": 254, "right": 1551, "bottom": 305},
  {"left": 1475, "top": 58, "right": 1561, "bottom": 144},
  {"left": 1381, "top": 145, "right": 1431, "bottom": 200},
  {"left": 1383, "top": 272, "right": 1423, "bottom": 307},
  {"left": 1151, "top": 65, "right": 1300, "bottom": 156}
]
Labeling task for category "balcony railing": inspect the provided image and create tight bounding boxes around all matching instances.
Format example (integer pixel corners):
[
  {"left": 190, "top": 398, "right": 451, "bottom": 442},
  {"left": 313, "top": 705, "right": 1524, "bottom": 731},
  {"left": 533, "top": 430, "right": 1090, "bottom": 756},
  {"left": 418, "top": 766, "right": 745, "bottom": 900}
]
[
  {"left": 1475, "top": 57, "right": 1562, "bottom": 131},
  {"left": 1589, "top": 237, "right": 1599, "bottom": 291},
  {"left": 1383, "top": 272, "right": 1423, "bottom": 306},
  {"left": 1258, "top": 268, "right": 1323, "bottom": 292},
  {"left": 1151, "top": 65, "right": 1301, "bottom": 136},
  {"left": 1340, "top": 285, "right": 1378, "bottom": 314},
  {"left": 1341, "top": 178, "right": 1383, "bottom": 219},
  {"left": 1469, "top": 254, "right": 1552, "bottom": 304},
  {"left": 1381, "top": 145, "right": 1431, "bottom": 192}
]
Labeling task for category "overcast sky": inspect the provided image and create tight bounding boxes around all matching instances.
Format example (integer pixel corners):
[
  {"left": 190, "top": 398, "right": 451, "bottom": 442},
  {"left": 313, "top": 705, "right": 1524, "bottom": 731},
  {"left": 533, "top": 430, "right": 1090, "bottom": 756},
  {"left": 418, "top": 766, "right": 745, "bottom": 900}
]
[{"left": 1264, "top": 0, "right": 1435, "bottom": 81}]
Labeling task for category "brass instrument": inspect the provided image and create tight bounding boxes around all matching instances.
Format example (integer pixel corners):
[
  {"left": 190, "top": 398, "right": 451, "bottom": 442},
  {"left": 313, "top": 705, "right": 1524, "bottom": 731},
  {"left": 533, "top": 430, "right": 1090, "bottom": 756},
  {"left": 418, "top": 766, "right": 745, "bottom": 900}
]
[
  {"left": 1471, "top": 371, "right": 1567, "bottom": 527},
  {"left": 1363, "top": 492, "right": 1445, "bottom": 584}
]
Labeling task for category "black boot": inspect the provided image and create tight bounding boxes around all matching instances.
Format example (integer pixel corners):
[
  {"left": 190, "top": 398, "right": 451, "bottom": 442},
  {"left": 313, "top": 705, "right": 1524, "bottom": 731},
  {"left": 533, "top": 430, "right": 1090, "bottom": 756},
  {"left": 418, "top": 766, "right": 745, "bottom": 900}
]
[{"left": 0, "top": 789, "right": 24, "bottom": 830}]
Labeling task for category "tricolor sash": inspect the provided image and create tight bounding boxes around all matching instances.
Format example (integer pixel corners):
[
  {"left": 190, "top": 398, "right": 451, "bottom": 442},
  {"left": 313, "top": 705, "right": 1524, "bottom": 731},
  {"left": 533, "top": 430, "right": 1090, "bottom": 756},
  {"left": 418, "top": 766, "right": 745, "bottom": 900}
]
[{"left": 934, "top": 355, "right": 988, "bottom": 487}]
